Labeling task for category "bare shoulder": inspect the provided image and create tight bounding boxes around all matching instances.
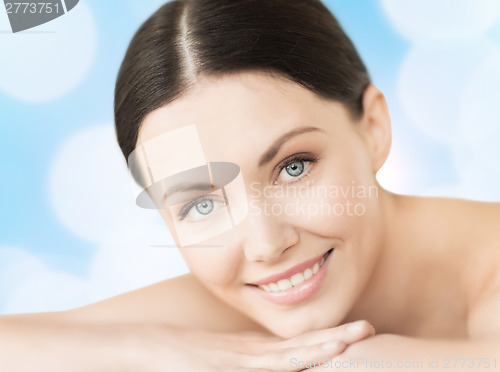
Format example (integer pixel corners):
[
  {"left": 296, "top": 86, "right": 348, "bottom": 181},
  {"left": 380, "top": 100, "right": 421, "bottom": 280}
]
[
  {"left": 433, "top": 197, "right": 500, "bottom": 339},
  {"left": 463, "top": 199, "right": 500, "bottom": 339},
  {"left": 414, "top": 196, "right": 500, "bottom": 242},
  {"left": 452, "top": 198, "right": 500, "bottom": 229},
  {"left": 62, "top": 273, "right": 266, "bottom": 333},
  {"left": 448, "top": 198, "right": 500, "bottom": 251},
  {"left": 430, "top": 197, "right": 500, "bottom": 278},
  {"left": 401, "top": 195, "right": 500, "bottom": 338}
]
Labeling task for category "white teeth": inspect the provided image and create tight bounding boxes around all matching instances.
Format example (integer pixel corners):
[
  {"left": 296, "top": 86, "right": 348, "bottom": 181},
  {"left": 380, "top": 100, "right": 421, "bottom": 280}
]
[
  {"left": 290, "top": 273, "right": 305, "bottom": 286},
  {"left": 277, "top": 279, "right": 293, "bottom": 290},
  {"left": 257, "top": 251, "right": 332, "bottom": 292},
  {"left": 303, "top": 268, "right": 313, "bottom": 280},
  {"left": 269, "top": 283, "right": 279, "bottom": 292}
]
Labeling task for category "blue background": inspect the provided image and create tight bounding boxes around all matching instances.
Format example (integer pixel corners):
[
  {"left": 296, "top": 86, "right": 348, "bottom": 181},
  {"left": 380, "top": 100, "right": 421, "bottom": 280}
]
[{"left": 1, "top": 0, "right": 499, "bottom": 314}]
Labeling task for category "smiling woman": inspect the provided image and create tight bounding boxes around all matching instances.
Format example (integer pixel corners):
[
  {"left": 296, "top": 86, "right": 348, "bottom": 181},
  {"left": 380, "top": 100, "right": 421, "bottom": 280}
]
[
  {"left": 1, "top": 0, "right": 500, "bottom": 371},
  {"left": 131, "top": 72, "right": 390, "bottom": 335}
]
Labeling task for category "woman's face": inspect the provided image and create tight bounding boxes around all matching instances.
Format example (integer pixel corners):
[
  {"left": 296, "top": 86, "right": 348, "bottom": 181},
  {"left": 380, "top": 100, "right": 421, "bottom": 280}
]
[{"left": 137, "top": 71, "right": 390, "bottom": 338}]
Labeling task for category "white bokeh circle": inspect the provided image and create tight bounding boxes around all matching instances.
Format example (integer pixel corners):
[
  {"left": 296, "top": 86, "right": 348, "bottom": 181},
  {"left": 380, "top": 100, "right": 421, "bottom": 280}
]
[
  {"left": 458, "top": 53, "right": 500, "bottom": 164},
  {"left": 376, "top": 128, "right": 424, "bottom": 194},
  {"left": 397, "top": 40, "right": 499, "bottom": 144},
  {"left": 446, "top": 53, "right": 500, "bottom": 202},
  {"left": 380, "top": 0, "right": 500, "bottom": 45},
  {"left": 88, "top": 223, "right": 188, "bottom": 302},
  {"left": 0, "top": 246, "right": 46, "bottom": 297},
  {"left": 0, "top": 232, "right": 188, "bottom": 313},
  {"left": 5, "top": 270, "right": 89, "bottom": 314},
  {"left": 49, "top": 124, "right": 159, "bottom": 243},
  {"left": 0, "top": 1, "right": 97, "bottom": 102},
  {"left": 0, "top": 246, "right": 89, "bottom": 313}
]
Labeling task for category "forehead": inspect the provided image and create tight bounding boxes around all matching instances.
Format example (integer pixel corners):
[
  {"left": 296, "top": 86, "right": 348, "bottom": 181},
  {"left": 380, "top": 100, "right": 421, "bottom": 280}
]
[{"left": 136, "top": 71, "right": 338, "bottom": 162}]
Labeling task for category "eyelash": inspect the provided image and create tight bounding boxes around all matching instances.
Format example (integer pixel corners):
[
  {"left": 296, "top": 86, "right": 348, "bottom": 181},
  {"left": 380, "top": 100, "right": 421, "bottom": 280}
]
[
  {"left": 273, "top": 153, "right": 319, "bottom": 185},
  {"left": 176, "top": 153, "right": 319, "bottom": 221},
  {"left": 177, "top": 196, "right": 226, "bottom": 221}
]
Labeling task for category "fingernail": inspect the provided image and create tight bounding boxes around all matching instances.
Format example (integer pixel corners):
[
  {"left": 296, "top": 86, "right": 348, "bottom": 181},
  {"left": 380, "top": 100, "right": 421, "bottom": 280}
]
[
  {"left": 321, "top": 340, "right": 341, "bottom": 350},
  {"left": 346, "top": 320, "right": 366, "bottom": 333}
]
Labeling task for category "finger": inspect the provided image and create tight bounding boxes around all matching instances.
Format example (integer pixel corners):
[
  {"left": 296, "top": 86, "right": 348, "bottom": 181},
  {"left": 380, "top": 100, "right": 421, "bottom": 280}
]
[
  {"left": 239, "top": 339, "right": 347, "bottom": 371},
  {"left": 219, "top": 330, "right": 283, "bottom": 343},
  {"left": 277, "top": 320, "right": 375, "bottom": 349},
  {"left": 208, "top": 331, "right": 283, "bottom": 355}
]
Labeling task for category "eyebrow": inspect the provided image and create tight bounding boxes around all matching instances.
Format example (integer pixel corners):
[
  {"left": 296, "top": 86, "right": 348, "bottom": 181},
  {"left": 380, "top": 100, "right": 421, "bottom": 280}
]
[
  {"left": 258, "top": 126, "right": 324, "bottom": 167},
  {"left": 163, "top": 126, "right": 323, "bottom": 198},
  {"left": 165, "top": 182, "right": 214, "bottom": 198}
]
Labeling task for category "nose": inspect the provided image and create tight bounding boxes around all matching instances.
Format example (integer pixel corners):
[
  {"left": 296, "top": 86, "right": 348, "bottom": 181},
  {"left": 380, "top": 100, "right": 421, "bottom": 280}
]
[{"left": 241, "top": 203, "right": 300, "bottom": 263}]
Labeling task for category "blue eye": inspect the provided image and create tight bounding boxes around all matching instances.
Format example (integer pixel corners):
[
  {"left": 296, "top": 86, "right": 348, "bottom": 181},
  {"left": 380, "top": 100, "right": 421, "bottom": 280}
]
[
  {"left": 277, "top": 155, "right": 317, "bottom": 184},
  {"left": 285, "top": 161, "right": 305, "bottom": 177},
  {"left": 195, "top": 200, "right": 213, "bottom": 215},
  {"left": 178, "top": 196, "right": 225, "bottom": 222}
]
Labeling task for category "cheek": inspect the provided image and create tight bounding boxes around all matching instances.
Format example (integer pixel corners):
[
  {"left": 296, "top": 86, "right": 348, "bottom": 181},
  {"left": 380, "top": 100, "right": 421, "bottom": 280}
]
[
  {"left": 285, "top": 166, "right": 378, "bottom": 237},
  {"left": 178, "top": 243, "right": 241, "bottom": 288},
  {"left": 161, "top": 210, "right": 242, "bottom": 288}
]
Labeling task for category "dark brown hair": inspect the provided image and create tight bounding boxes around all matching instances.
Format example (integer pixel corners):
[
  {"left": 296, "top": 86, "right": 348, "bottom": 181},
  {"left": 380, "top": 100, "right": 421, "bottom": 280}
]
[{"left": 114, "top": 0, "right": 371, "bottom": 162}]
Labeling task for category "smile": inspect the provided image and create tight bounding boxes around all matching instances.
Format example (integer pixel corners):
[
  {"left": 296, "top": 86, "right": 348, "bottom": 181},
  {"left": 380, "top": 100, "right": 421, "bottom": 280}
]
[
  {"left": 260, "top": 249, "right": 332, "bottom": 292},
  {"left": 247, "top": 248, "right": 334, "bottom": 305}
]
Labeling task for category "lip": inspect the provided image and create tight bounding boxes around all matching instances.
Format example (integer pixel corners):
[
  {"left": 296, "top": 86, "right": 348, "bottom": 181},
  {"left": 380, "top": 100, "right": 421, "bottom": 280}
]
[
  {"left": 247, "top": 250, "right": 329, "bottom": 286},
  {"left": 247, "top": 249, "right": 334, "bottom": 306}
]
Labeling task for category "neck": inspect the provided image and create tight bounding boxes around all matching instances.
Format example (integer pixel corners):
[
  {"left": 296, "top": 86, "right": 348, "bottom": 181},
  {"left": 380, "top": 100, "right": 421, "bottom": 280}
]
[{"left": 343, "top": 191, "right": 468, "bottom": 338}]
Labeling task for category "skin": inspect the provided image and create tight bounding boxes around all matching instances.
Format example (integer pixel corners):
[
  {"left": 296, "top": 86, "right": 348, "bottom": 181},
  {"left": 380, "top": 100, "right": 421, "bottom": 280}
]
[
  {"left": 20, "top": 70, "right": 498, "bottom": 370},
  {"left": 133, "top": 70, "right": 500, "bottom": 339},
  {"left": 84, "top": 72, "right": 500, "bottom": 338},
  {"left": 137, "top": 70, "right": 388, "bottom": 339}
]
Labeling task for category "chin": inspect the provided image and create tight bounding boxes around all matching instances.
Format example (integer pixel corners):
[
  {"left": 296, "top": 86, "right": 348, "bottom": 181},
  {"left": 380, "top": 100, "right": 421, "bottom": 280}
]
[{"left": 262, "top": 312, "right": 340, "bottom": 339}]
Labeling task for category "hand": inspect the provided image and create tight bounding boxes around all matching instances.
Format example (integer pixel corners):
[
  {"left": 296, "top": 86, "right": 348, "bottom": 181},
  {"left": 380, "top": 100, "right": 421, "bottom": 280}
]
[
  {"left": 140, "top": 320, "right": 375, "bottom": 371},
  {"left": 306, "top": 334, "right": 407, "bottom": 371}
]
